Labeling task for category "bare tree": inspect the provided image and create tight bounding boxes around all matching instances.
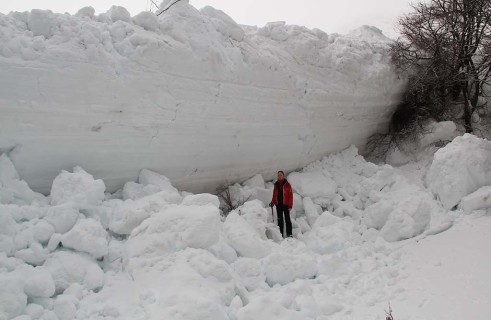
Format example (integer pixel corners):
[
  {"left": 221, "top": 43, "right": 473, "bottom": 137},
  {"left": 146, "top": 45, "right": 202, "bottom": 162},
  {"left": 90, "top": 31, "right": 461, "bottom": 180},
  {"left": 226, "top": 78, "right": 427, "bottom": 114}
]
[{"left": 391, "top": 0, "right": 491, "bottom": 133}]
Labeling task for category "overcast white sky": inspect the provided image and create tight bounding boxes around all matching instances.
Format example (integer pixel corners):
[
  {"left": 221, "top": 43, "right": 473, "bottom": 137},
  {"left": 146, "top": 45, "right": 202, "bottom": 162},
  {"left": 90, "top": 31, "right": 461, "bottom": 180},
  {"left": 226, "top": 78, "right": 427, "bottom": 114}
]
[{"left": 0, "top": 0, "right": 416, "bottom": 37}]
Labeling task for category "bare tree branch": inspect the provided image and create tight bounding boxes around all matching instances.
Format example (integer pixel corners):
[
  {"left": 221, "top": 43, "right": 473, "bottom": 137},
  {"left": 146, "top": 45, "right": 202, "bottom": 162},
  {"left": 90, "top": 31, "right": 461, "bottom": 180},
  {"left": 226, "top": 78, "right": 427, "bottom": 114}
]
[{"left": 156, "top": 0, "right": 184, "bottom": 16}]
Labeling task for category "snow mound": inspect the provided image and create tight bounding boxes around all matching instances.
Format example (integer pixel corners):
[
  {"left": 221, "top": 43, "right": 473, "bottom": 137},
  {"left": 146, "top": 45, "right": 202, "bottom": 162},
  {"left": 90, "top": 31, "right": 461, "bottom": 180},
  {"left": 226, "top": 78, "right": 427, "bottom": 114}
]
[
  {"left": 132, "top": 11, "right": 159, "bottom": 31},
  {"left": 200, "top": 6, "right": 245, "bottom": 41},
  {"left": 182, "top": 193, "right": 220, "bottom": 208},
  {"left": 27, "top": 9, "right": 58, "bottom": 38},
  {"left": 236, "top": 200, "right": 270, "bottom": 239},
  {"left": 76, "top": 6, "right": 95, "bottom": 19},
  {"left": 0, "top": 154, "right": 45, "bottom": 205},
  {"left": 426, "top": 134, "right": 491, "bottom": 209},
  {"left": 50, "top": 166, "right": 105, "bottom": 208},
  {"left": 236, "top": 297, "right": 310, "bottom": 320},
  {"left": 288, "top": 172, "right": 337, "bottom": 199},
  {"left": 305, "top": 212, "right": 356, "bottom": 254},
  {"left": 242, "top": 174, "right": 266, "bottom": 189},
  {"left": 138, "top": 169, "right": 181, "bottom": 197},
  {"left": 0, "top": 272, "right": 27, "bottom": 319},
  {"left": 13, "top": 264, "right": 56, "bottom": 299},
  {"left": 126, "top": 204, "right": 221, "bottom": 270},
  {"left": 109, "top": 191, "right": 175, "bottom": 235},
  {"left": 61, "top": 218, "right": 108, "bottom": 259},
  {"left": 43, "top": 251, "right": 104, "bottom": 293},
  {"left": 380, "top": 195, "right": 432, "bottom": 241},
  {"left": 80, "top": 248, "right": 244, "bottom": 319},
  {"left": 43, "top": 204, "right": 79, "bottom": 234},
  {"left": 223, "top": 212, "right": 271, "bottom": 259},
  {"left": 459, "top": 186, "right": 491, "bottom": 214},
  {"left": 349, "top": 25, "right": 391, "bottom": 42},
  {"left": 107, "top": 6, "right": 131, "bottom": 23},
  {"left": 263, "top": 251, "right": 317, "bottom": 286}
]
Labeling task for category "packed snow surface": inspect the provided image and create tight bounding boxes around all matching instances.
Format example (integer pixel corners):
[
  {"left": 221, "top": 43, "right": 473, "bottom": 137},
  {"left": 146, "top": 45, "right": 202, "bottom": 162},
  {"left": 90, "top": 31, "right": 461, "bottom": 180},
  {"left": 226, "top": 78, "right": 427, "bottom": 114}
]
[
  {"left": 1, "top": 133, "right": 490, "bottom": 319},
  {"left": 0, "top": 3, "right": 404, "bottom": 194}
]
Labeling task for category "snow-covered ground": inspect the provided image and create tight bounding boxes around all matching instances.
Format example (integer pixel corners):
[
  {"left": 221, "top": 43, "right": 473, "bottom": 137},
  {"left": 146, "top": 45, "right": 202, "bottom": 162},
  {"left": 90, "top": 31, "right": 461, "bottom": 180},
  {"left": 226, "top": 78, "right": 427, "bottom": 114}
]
[
  {"left": 0, "top": 2, "right": 405, "bottom": 194},
  {"left": 1, "top": 132, "right": 490, "bottom": 320}
]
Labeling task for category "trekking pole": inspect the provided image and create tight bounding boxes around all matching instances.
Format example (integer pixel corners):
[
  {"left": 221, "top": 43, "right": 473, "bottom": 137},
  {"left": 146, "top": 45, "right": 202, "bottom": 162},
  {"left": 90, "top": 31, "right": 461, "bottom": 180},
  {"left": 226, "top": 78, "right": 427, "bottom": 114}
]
[{"left": 270, "top": 203, "right": 274, "bottom": 223}]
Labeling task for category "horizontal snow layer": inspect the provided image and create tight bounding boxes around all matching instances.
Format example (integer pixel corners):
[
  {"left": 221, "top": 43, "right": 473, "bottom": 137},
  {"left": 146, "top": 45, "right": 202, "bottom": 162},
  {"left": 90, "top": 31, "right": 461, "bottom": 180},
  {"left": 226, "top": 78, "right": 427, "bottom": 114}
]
[{"left": 0, "top": 4, "right": 405, "bottom": 193}]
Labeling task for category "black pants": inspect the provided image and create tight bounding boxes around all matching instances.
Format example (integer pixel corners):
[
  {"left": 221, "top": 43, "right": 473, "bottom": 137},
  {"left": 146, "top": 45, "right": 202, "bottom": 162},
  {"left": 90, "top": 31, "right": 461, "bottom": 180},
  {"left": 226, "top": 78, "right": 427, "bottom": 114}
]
[{"left": 276, "top": 205, "right": 292, "bottom": 238}]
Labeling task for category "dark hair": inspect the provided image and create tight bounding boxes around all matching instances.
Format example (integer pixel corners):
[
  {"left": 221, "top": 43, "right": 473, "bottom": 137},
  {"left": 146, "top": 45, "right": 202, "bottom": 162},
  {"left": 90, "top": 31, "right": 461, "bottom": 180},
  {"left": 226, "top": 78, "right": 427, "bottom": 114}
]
[{"left": 277, "top": 170, "right": 285, "bottom": 175}]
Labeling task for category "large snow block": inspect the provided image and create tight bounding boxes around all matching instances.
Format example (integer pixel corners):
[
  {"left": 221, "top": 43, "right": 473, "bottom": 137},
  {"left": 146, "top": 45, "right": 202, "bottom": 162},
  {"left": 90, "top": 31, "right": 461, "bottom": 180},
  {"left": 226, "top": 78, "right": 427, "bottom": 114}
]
[
  {"left": 109, "top": 191, "right": 176, "bottom": 235},
  {"left": 61, "top": 218, "right": 108, "bottom": 259},
  {"left": 50, "top": 167, "right": 105, "bottom": 208},
  {"left": 0, "top": 154, "right": 45, "bottom": 205},
  {"left": 459, "top": 186, "right": 491, "bottom": 214},
  {"left": 223, "top": 212, "right": 271, "bottom": 259},
  {"left": 126, "top": 204, "right": 221, "bottom": 269},
  {"left": 304, "top": 212, "right": 354, "bottom": 254},
  {"left": 426, "top": 134, "right": 491, "bottom": 209},
  {"left": 288, "top": 172, "right": 338, "bottom": 199},
  {"left": 43, "top": 251, "right": 104, "bottom": 293},
  {"left": 262, "top": 252, "right": 317, "bottom": 286},
  {"left": 380, "top": 196, "right": 431, "bottom": 242}
]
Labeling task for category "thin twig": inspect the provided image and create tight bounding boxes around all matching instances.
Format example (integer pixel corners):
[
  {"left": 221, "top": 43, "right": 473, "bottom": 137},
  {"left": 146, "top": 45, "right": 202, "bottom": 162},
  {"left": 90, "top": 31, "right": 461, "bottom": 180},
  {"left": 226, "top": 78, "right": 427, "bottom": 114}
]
[{"left": 157, "top": 0, "right": 183, "bottom": 16}]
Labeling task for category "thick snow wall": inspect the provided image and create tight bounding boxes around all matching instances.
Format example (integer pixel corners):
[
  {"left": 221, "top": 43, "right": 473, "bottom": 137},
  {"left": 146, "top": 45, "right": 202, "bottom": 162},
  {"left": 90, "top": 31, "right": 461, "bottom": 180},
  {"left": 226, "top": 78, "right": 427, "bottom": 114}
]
[{"left": 0, "top": 4, "right": 405, "bottom": 194}]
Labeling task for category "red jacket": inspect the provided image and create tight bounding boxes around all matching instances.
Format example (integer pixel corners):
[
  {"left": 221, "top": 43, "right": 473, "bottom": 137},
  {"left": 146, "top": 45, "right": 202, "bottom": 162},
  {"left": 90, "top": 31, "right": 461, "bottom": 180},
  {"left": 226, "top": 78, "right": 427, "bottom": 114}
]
[{"left": 271, "top": 179, "right": 293, "bottom": 209}]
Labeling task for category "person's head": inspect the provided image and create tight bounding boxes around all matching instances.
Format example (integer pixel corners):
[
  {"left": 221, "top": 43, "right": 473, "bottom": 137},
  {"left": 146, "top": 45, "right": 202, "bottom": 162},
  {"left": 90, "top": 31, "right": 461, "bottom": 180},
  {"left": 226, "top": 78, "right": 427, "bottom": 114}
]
[{"left": 277, "top": 170, "right": 285, "bottom": 181}]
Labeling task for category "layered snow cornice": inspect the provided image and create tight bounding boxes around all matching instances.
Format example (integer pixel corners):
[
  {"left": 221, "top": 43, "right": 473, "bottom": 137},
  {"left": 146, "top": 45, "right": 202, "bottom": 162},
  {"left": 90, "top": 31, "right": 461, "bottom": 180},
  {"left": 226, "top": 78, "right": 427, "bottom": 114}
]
[{"left": 0, "top": 3, "right": 405, "bottom": 193}]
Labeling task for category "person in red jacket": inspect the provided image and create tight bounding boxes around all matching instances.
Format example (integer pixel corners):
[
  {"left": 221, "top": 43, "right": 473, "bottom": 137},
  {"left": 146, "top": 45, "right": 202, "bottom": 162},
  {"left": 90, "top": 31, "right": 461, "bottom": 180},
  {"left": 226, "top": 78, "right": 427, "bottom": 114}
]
[{"left": 270, "top": 170, "right": 293, "bottom": 238}]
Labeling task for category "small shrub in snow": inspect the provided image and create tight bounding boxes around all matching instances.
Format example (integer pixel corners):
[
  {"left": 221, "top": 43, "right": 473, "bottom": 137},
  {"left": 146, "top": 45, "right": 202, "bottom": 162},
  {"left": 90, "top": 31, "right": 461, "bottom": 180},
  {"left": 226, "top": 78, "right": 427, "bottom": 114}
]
[
  {"left": 385, "top": 303, "right": 394, "bottom": 320},
  {"left": 216, "top": 183, "right": 251, "bottom": 214}
]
